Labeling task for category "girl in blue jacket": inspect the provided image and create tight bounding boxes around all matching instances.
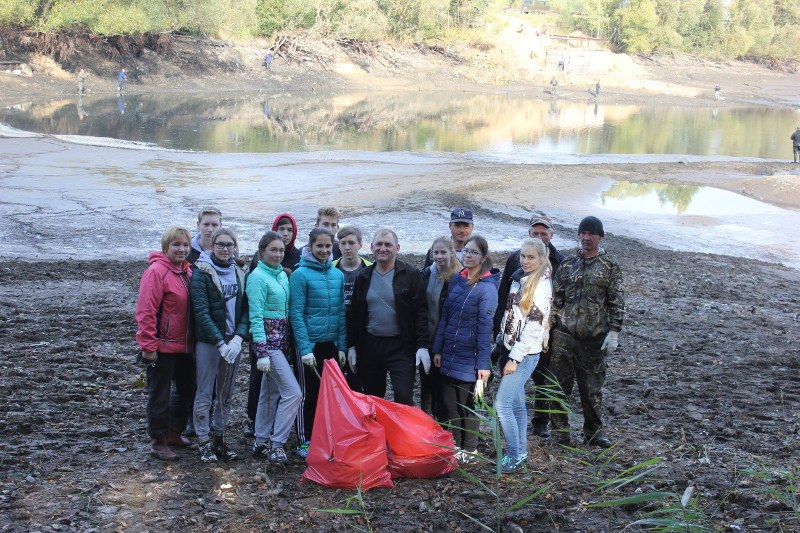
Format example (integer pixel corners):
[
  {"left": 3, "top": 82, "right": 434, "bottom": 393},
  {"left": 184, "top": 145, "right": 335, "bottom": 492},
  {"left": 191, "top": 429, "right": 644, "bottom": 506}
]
[
  {"left": 433, "top": 235, "right": 499, "bottom": 465},
  {"left": 289, "top": 227, "right": 346, "bottom": 457}
]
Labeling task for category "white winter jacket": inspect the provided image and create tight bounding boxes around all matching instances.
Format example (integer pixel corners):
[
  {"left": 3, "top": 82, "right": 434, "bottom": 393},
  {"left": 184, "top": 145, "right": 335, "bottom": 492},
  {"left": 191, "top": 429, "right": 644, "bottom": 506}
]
[{"left": 499, "top": 268, "right": 552, "bottom": 363}]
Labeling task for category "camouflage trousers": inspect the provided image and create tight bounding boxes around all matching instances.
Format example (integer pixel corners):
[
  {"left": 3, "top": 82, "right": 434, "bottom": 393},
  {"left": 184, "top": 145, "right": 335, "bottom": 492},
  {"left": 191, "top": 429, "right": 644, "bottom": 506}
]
[{"left": 549, "top": 329, "right": 607, "bottom": 440}]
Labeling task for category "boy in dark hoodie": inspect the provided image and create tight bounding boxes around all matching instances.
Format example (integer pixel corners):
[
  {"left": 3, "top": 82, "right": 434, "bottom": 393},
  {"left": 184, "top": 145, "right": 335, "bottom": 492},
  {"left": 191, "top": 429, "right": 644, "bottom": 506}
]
[{"left": 245, "top": 213, "right": 300, "bottom": 437}]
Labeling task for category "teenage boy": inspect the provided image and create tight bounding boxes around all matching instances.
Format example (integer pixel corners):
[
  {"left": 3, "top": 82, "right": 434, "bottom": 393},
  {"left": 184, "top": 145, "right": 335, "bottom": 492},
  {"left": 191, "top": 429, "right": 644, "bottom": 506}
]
[
  {"left": 333, "top": 226, "right": 372, "bottom": 392},
  {"left": 314, "top": 207, "right": 342, "bottom": 260},
  {"left": 187, "top": 207, "right": 223, "bottom": 265},
  {"left": 181, "top": 207, "right": 222, "bottom": 438}
]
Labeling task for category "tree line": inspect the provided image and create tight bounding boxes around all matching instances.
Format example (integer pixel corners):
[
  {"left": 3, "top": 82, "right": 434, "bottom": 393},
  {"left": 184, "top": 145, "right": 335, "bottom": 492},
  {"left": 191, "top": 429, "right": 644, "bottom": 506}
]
[{"left": 2, "top": 0, "right": 798, "bottom": 58}]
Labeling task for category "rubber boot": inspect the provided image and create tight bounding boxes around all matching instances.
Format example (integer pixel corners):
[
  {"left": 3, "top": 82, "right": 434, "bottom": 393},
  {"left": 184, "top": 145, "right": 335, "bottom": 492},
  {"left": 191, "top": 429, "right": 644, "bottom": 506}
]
[{"left": 150, "top": 438, "right": 178, "bottom": 461}]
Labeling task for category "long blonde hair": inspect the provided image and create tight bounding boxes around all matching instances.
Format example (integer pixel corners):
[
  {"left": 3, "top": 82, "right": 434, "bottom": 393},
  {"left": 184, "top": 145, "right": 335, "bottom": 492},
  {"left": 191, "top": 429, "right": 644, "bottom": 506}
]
[
  {"left": 430, "top": 236, "right": 461, "bottom": 281},
  {"left": 518, "top": 238, "right": 551, "bottom": 316}
]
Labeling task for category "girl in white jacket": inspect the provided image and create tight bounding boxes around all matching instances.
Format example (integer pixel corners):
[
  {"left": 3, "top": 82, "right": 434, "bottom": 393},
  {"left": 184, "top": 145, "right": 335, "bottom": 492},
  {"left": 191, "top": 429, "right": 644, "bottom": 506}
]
[{"left": 495, "top": 238, "right": 552, "bottom": 473}]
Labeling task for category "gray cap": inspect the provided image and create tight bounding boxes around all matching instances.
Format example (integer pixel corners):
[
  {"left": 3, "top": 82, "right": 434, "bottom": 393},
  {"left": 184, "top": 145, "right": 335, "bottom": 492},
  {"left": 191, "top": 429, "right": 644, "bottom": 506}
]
[{"left": 529, "top": 216, "right": 553, "bottom": 228}]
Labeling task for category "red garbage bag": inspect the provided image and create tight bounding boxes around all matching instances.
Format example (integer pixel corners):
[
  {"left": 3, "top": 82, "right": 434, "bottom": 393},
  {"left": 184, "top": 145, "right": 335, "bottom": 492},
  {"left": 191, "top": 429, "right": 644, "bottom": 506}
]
[
  {"left": 301, "top": 359, "right": 393, "bottom": 490},
  {"left": 371, "top": 396, "right": 457, "bottom": 479}
]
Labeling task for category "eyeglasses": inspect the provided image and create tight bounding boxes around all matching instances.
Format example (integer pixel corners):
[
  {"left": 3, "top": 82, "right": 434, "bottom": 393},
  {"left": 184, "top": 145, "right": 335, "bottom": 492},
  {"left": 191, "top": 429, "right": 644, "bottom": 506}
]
[
  {"left": 214, "top": 242, "right": 236, "bottom": 249},
  {"left": 461, "top": 249, "right": 483, "bottom": 258}
]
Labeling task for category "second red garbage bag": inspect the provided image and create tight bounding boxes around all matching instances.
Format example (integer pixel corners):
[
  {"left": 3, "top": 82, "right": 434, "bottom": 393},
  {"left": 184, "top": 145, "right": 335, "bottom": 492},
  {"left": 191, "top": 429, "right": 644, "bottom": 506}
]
[
  {"left": 301, "top": 359, "right": 393, "bottom": 490},
  {"left": 371, "top": 396, "right": 457, "bottom": 479}
]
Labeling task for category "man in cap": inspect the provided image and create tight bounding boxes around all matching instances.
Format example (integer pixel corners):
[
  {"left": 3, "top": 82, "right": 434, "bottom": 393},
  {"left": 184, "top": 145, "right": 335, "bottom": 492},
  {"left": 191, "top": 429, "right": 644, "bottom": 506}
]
[
  {"left": 791, "top": 127, "right": 800, "bottom": 163},
  {"left": 545, "top": 216, "right": 624, "bottom": 448},
  {"left": 423, "top": 208, "right": 474, "bottom": 267},
  {"left": 494, "top": 215, "right": 565, "bottom": 437}
]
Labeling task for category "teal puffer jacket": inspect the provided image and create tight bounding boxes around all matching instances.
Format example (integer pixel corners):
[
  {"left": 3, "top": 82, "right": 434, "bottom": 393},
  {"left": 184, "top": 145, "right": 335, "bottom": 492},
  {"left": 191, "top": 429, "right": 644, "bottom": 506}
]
[
  {"left": 190, "top": 260, "right": 250, "bottom": 346},
  {"left": 289, "top": 249, "right": 346, "bottom": 354},
  {"left": 246, "top": 260, "right": 290, "bottom": 343}
]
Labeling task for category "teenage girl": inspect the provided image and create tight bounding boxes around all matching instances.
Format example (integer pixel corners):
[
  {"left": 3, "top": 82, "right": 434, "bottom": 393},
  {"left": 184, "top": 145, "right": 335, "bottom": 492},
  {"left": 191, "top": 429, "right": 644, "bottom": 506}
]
[{"left": 289, "top": 228, "right": 346, "bottom": 457}]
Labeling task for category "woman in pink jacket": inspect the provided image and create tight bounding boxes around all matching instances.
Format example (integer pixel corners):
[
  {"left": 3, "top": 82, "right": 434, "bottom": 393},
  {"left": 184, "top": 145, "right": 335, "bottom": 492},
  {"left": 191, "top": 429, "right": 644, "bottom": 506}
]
[{"left": 135, "top": 226, "right": 197, "bottom": 460}]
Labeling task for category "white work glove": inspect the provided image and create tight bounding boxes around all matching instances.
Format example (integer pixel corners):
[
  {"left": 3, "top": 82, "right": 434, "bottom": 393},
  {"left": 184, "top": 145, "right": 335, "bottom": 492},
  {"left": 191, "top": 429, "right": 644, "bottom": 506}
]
[
  {"left": 229, "top": 335, "right": 243, "bottom": 353},
  {"left": 601, "top": 331, "right": 619, "bottom": 353},
  {"left": 473, "top": 379, "right": 485, "bottom": 401},
  {"left": 416, "top": 348, "right": 431, "bottom": 374},
  {"left": 256, "top": 356, "right": 271, "bottom": 373},
  {"left": 301, "top": 353, "right": 316, "bottom": 367},
  {"left": 337, "top": 351, "right": 346, "bottom": 368},
  {"left": 542, "top": 329, "right": 550, "bottom": 351},
  {"left": 218, "top": 343, "right": 236, "bottom": 364},
  {"left": 347, "top": 347, "right": 357, "bottom": 374}
]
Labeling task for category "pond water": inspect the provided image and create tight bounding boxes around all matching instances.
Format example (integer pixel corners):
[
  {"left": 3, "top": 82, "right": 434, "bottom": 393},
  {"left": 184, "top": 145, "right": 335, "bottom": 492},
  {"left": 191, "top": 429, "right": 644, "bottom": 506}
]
[
  {"left": 2, "top": 92, "right": 798, "bottom": 267},
  {"left": 2, "top": 92, "right": 797, "bottom": 159}
]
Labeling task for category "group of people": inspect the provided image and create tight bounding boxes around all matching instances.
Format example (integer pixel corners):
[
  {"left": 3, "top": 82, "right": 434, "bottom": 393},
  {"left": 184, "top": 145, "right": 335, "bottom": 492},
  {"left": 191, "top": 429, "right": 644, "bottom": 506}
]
[{"left": 135, "top": 205, "right": 625, "bottom": 473}]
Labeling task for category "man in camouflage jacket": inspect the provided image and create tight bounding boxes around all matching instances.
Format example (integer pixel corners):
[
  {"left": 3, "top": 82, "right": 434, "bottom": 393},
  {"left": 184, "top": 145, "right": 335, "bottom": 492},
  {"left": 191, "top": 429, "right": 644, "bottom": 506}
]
[{"left": 545, "top": 216, "right": 624, "bottom": 448}]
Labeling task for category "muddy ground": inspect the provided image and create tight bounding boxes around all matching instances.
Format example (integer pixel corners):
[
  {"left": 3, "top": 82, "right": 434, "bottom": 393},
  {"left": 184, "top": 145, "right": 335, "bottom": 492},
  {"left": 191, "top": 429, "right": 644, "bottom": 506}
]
[
  {"left": 1, "top": 20, "right": 800, "bottom": 533},
  {"left": 0, "top": 230, "right": 798, "bottom": 532}
]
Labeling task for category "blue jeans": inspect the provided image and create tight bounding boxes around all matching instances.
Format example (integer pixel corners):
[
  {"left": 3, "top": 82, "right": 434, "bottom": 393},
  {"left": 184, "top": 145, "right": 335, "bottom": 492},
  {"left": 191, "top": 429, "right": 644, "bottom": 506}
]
[{"left": 495, "top": 354, "right": 539, "bottom": 459}]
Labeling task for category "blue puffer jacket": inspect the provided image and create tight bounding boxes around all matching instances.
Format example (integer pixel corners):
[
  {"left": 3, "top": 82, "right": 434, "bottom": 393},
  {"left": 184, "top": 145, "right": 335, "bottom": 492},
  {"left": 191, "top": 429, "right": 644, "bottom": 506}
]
[
  {"left": 432, "top": 269, "right": 500, "bottom": 382},
  {"left": 289, "top": 248, "right": 347, "bottom": 355}
]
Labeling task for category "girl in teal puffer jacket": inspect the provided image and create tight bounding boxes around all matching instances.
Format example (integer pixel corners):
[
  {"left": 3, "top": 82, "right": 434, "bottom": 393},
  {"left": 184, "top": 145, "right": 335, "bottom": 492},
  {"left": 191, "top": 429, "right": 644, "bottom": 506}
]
[
  {"left": 247, "top": 231, "right": 301, "bottom": 463},
  {"left": 289, "top": 227, "right": 346, "bottom": 456}
]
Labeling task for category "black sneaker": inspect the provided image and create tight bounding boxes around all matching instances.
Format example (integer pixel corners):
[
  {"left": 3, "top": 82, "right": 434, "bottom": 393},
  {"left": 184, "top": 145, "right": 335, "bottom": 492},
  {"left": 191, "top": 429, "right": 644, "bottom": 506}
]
[
  {"left": 213, "top": 434, "right": 239, "bottom": 461},
  {"left": 243, "top": 421, "right": 256, "bottom": 438},
  {"left": 584, "top": 435, "right": 614, "bottom": 448},
  {"left": 252, "top": 442, "right": 271, "bottom": 458}
]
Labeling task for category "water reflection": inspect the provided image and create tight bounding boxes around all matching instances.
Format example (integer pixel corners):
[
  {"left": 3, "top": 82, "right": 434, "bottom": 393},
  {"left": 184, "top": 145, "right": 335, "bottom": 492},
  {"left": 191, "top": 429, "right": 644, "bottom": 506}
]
[
  {"left": 598, "top": 181, "right": 774, "bottom": 217},
  {"left": 1, "top": 92, "right": 797, "bottom": 158},
  {"left": 600, "top": 182, "right": 700, "bottom": 213}
]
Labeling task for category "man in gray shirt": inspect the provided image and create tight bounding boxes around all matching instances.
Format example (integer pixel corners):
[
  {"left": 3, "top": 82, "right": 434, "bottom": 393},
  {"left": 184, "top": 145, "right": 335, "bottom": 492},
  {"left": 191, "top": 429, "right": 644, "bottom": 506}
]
[{"left": 347, "top": 229, "right": 430, "bottom": 405}]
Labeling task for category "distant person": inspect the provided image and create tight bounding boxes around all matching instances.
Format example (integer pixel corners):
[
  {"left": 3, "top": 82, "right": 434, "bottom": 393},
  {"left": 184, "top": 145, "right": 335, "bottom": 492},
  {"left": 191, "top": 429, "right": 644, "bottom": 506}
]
[
  {"left": 558, "top": 59, "right": 564, "bottom": 71},
  {"left": 190, "top": 228, "right": 249, "bottom": 463},
  {"left": 494, "top": 216, "right": 565, "bottom": 437},
  {"left": 135, "top": 226, "right": 196, "bottom": 461},
  {"left": 495, "top": 238, "right": 552, "bottom": 472},
  {"left": 432, "top": 235, "right": 499, "bottom": 465},
  {"left": 791, "top": 127, "right": 800, "bottom": 163},
  {"left": 423, "top": 208, "right": 474, "bottom": 267},
  {"left": 546, "top": 216, "right": 625, "bottom": 449},
  {"left": 420, "top": 236, "right": 461, "bottom": 418},
  {"left": 333, "top": 226, "right": 373, "bottom": 391},
  {"left": 117, "top": 69, "right": 126, "bottom": 92},
  {"left": 247, "top": 231, "right": 302, "bottom": 464},
  {"left": 714, "top": 85, "right": 721, "bottom": 101},
  {"left": 77, "top": 69, "right": 88, "bottom": 94},
  {"left": 264, "top": 53, "right": 273, "bottom": 71},
  {"left": 289, "top": 227, "right": 346, "bottom": 458},
  {"left": 550, "top": 77, "right": 558, "bottom": 96},
  {"left": 347, "top": 228, "right": 430, "bottom": 406},
  {"left": 595, "top": 81, "right": 601, "bottom": 98}
]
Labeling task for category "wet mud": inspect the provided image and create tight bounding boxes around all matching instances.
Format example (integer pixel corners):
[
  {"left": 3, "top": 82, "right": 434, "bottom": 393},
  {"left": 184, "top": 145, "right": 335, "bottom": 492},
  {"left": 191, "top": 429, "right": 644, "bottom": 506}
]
[{"left": 1, "top": 233, "right": 798, "bottom": 532}]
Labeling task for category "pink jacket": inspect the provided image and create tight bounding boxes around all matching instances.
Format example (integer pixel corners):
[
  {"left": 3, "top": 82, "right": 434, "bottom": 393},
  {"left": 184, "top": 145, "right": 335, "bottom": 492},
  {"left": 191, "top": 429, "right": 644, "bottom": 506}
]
[{"left": 136, "top": 252, "right": 193, "bottom": 353}]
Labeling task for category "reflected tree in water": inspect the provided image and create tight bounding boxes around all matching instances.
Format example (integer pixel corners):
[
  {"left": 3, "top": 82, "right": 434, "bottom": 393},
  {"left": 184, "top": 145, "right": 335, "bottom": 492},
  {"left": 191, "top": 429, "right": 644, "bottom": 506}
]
[{"left": 600, "top": 181, "right": 700, "bottom": 213}]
